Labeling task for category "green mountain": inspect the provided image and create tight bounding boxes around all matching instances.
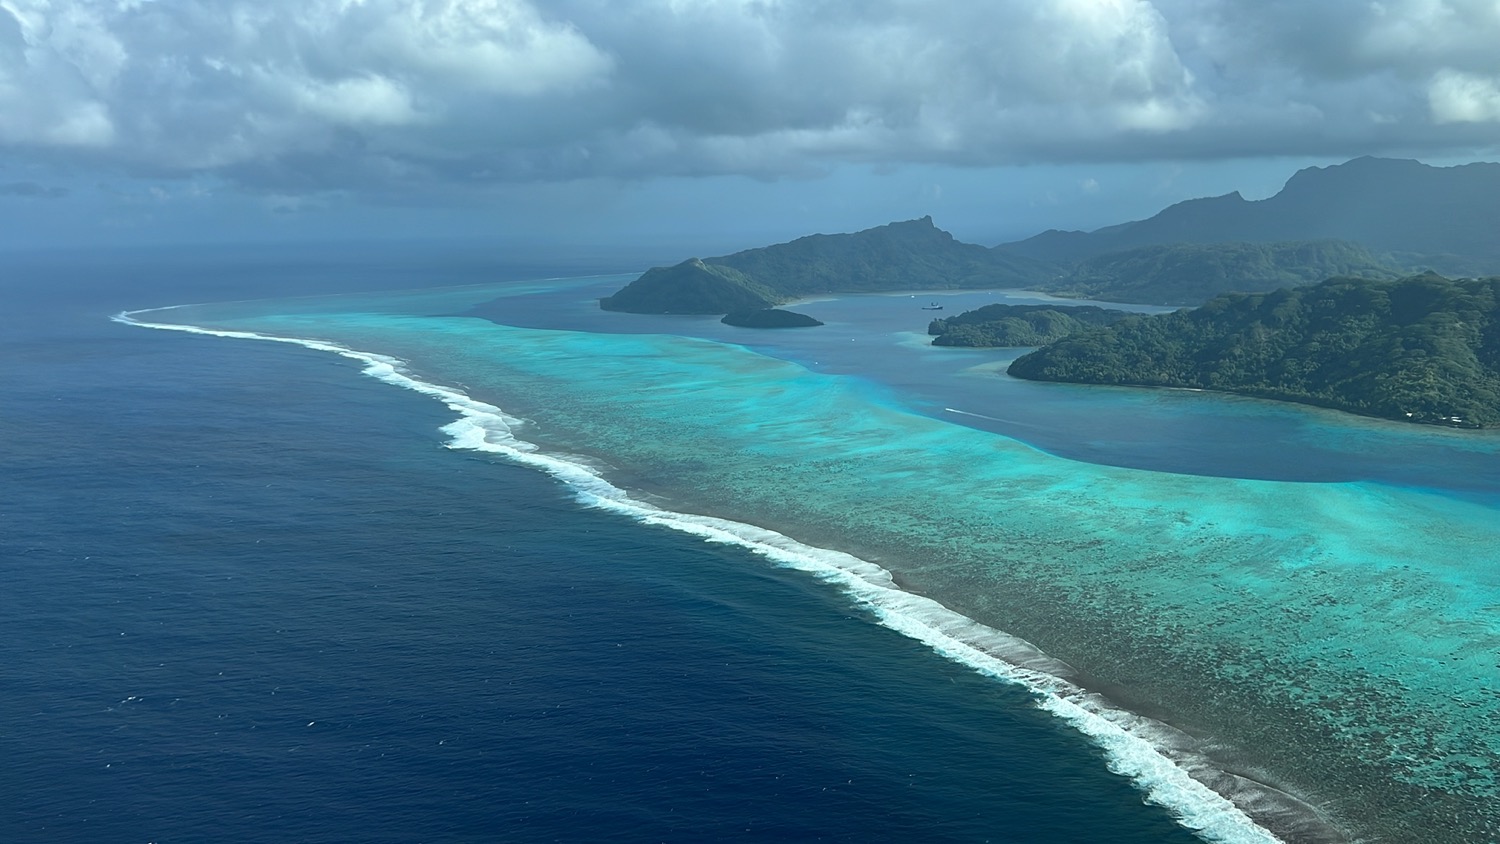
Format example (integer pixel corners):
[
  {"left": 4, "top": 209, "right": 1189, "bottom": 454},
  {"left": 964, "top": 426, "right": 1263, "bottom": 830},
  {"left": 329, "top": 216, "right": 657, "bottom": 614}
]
[
  {"left": 1008, "top": 273, "right": 1500, "bottom": 427},
  {"left": 712, "top": 216, "right": 1053, "bottom": 296},
  {"left": 601, "top": 157, "right": 1500, "bottom": 316},
  {"left": 929, "top": 304, "right": 1128, "bottom": 347},
  {"left": 997, "top": 157, "right": 1500, "bottom": 276},
  {"left": 1042, "top": 240, "right": 1400, "bottom": 305},
  {"left": 601, "top": 217, "right": 1058, "bottom": 313},
  {"left": 599, "top": 258, "right": 781, "bottom": 314}
]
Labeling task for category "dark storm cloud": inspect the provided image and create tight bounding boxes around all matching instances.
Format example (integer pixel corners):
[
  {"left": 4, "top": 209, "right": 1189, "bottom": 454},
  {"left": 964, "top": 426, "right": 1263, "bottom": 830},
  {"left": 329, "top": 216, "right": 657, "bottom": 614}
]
[{"left": 2, "top": 0, "right": 1498, "bottom": 194}]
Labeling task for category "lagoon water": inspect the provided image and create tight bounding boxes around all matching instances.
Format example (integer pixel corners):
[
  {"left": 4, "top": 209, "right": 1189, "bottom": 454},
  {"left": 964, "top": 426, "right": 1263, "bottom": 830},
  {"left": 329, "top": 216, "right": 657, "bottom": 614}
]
[{"left": 7, "top": 253, "right": 1498, "bottom": 842}]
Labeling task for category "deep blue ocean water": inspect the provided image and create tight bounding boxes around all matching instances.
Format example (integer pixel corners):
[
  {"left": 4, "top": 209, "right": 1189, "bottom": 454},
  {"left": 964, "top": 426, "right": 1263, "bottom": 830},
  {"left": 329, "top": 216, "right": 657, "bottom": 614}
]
[{"left": 2, "top": 248, "right": 1207, "bottom": 843}]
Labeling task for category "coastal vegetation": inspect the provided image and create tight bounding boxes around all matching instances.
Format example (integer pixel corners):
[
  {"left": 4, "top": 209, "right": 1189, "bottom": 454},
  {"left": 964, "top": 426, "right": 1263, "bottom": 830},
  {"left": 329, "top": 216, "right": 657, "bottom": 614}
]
[
  {"left": 1009, "top": 273, "right": 1500, "bottom": 427},
  {"left": 928, "top": 304, "right": 1127, "bottom": 347},
  {"left": 1040, "top": 240, "right": 1398, "bottom": 305},
  {"left": 721, "top": 308, "right": 824, "bottom": 328},
  {"left": 599, "top": 258, "right": 781, "bottom": 314}
]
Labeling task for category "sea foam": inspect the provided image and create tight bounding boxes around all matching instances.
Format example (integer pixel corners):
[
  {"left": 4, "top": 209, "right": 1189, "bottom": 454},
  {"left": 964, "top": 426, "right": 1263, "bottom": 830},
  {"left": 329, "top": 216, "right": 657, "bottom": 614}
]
[{"left": 115, "top": 307, "right": 1294, "bottom": 844}]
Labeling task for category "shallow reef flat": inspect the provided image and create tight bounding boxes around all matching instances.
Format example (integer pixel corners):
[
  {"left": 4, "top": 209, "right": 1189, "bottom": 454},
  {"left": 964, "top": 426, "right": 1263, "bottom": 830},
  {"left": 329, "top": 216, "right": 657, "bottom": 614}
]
[{"left": 147, "top": 285, "right": 1500, "bottom": 844}]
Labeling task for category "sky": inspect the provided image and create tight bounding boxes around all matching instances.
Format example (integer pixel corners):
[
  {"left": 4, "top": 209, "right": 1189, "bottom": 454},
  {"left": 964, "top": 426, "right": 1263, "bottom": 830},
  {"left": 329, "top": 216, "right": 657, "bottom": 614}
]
[{"left": 3, "top": 0, "right": 1499, "bottom": 260}]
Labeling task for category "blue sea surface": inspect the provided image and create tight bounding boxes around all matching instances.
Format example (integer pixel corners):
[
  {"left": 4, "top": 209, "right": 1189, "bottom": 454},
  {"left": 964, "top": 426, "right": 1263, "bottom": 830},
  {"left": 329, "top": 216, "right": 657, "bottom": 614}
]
[
  {"left": 119, "top": 268, "right": 1500, "bottom": 843},
  {"left": 3, "top": 248, "right": 1210, "bottom": 843}
]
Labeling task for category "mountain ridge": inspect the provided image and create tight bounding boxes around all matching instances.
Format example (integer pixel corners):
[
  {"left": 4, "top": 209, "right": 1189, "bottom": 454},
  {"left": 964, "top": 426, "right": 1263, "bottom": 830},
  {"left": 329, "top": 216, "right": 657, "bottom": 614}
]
[
  {"left": 596, "top": 156, "right": 1500, "bottom": 314},
  {"left": 997, "top": 157, "right": 1500, "bottom": 275},
  {"left": 599, "top": 217, "right": 1058, "bottom": 313},
  {"left": 1042, "top": 239, "right": 1400, "bottom": 305}
]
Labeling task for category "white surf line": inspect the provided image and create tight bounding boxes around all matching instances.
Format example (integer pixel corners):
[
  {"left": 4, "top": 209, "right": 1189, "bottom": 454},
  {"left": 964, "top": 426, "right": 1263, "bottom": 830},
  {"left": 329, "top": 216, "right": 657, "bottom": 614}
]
[{"left": 116, "top": 308, "right": 1287, "bottom": 844}]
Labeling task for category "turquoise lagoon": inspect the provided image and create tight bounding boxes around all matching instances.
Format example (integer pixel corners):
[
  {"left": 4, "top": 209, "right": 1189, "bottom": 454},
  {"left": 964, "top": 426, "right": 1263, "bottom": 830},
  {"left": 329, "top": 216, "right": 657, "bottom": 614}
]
[{"left": 125, "top": 277, "right": 1500, "bottom": 844}]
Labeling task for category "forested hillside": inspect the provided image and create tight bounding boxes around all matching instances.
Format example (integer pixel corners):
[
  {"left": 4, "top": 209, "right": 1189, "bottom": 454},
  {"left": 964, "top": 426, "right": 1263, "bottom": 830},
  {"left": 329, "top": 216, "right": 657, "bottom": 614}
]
[
  {"left": 1042, "top": 240, "right": 1397, "bottom": 305},
  {"left": 600, "top": 258, "right": 781, "bottom": 314},
  {"left": 1009, "top": 273, "right": 1500, "bottom": 427},
  {"left": 599, "top": 217, "right": 1057, "bottom": 313},
  {"left": 929, "top": 304, "right": 1127, "bottom": 347}
]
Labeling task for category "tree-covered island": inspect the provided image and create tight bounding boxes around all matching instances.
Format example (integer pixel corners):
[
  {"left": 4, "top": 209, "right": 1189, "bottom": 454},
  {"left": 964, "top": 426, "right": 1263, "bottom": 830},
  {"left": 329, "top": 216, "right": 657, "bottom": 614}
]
[
  {"left": 1008, "top": 273, "right": 1500, "bottom": 427},
  {"left": 721, "top": 308, "right": 824, "bottom": 328},
  {"left": 928, "top": 303, "right": 1129, "bottom": 346},
  {"left": 599, "top": 258, "right": 782, "bottom": 314}
]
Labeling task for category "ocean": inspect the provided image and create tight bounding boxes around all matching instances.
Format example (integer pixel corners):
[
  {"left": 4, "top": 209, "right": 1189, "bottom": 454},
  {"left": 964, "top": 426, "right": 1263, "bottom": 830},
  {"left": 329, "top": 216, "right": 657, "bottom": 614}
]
[{"left": 4, "top": 245, "right": 1498, "bottom": 842}]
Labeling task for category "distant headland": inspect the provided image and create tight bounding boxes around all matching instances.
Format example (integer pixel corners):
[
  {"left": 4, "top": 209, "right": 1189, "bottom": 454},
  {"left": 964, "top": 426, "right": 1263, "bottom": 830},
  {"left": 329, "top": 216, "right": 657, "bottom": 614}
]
[
  {"left": 598, "top": 157, "right": 1500, "bottom": 314},
  {"left": 580, "top": 157, "right": 1500, "bottom": 427},
  {"left": 1009, "top": 273, "right": 1500, "bottom": 428},
  {"left": 598, "top": 216, "right": 1052, "bottom": 314}
]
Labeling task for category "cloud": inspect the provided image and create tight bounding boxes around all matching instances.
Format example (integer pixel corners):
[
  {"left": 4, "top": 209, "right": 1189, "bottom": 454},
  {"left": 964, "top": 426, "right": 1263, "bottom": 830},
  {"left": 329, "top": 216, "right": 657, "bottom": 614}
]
[
  {"left": 1, "top": 0, "right": 612, "bottom": 172},
  {"left": 275, "top": 73, "right": 420, "bottom": 127},
  {"left": 1429, "top": 70, "right": 1500, "bottom": 123},
  {"left": 0, "top": 180, "right": 68, "bottom": 198},
  {"left": 0, "top": 0, "right": 1498, "bottom": 197}
]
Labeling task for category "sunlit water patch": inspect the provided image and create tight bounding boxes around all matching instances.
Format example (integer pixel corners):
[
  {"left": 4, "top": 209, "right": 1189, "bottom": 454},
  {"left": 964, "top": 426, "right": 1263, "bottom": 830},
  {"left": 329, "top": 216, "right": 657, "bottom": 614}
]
[{"left": 121, "top": 283, "right": 1500, "bottom": 844}]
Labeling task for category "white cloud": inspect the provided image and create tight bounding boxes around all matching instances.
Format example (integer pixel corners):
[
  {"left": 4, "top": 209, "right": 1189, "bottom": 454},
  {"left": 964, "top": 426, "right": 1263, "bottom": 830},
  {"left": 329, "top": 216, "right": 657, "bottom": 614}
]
[
  {"left": 1, "top": 0, "right": 614, "bottom": 170},
  {"left": 1114, "top": 95, "right": 1202, "bottom": 132},
  {"left": 275, "top": 73, "right": 419, "bottom": 126},
  {"left": 1429, "top": 69, "right": 1500, "bottom": 123},
  {"left": 1, "top": 0, "right": 1499, "bottom": 194},
  {"left": 1359, "top": 0, "right": 1500, "bottom": 69},
  {"left": 43, "top": 99, "right": 115, "bottom": 145},
  {"left": 359, "top": 0, "right": 610, "bottom": 95}
]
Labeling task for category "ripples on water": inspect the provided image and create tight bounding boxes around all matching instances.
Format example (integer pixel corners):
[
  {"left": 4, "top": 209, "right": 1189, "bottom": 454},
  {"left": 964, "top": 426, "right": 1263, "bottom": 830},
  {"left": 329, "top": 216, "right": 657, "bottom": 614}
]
[
  {"left": 8, "top": 270, "right": 1210, "bottom": 844},
  {"left": 130, "top": 276, "right": 1500, "bottom": 843}
]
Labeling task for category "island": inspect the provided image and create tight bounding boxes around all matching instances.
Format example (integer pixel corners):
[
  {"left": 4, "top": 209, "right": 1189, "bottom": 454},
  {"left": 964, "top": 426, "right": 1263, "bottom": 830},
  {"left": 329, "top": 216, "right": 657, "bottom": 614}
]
[
  {"left": 599, "top": 258, "right": 781, "bottom": 314},
  {"left": 597, "top": 160, "right": 1500, "bottom": 317},
  {"left": 599, "top": 217, "right": 1058, "bottom": 314},
  {"left": 1008, "top": 273, "right": 1500, "bottom": 427},
  {"left": 1038, "top": 240, "right": 1398, "bottom": 306},
  {"left": 929, "top": 303, "right": 1128, "bottom": 347},
  {"left": 721, "top": 308, "right": 824, "bottom": 328}
]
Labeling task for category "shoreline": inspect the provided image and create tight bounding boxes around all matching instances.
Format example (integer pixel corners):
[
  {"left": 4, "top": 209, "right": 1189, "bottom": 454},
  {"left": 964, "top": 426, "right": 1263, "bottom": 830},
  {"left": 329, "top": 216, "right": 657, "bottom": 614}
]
[
  {"left": 1013, "top": 372, "right": 1498, "bottom": 430},
  {"left": 115, "top": 286, "right": 1500, "bottom": 842},
  {"left": 114, "top": 305, "right": 1350, "bottom": 844}
]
